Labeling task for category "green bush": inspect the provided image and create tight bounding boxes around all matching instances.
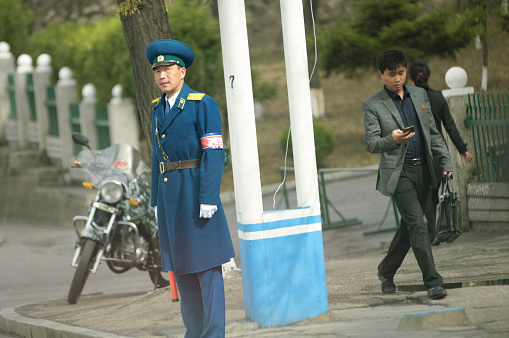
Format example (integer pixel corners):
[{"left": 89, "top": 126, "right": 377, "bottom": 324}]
[
  {"left": 167, "top": 0, "right": 223, "bottom": 101},
  {"left": 0, "top": 0, "right": 34, "bottom": 56},
  {"left": 22, "top": 0, "right": 275, "bottom": 108},
  {"left": 279, "top": 121, "right": 336, "bottom": 168},
  {"left": 318, "top": 0, "right": 478, "bottom": 75},
  {"left": 27, "top": 17, "right": 132, "bottom": 105}
]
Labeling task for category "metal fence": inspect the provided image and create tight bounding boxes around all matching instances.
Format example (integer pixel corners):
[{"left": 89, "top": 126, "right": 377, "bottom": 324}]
[
  {"left": 278, "top": 167, "right": 399, "bottom": 234},
  {"left": 466, "top": 92, "right": 509, "bottom": 183}
]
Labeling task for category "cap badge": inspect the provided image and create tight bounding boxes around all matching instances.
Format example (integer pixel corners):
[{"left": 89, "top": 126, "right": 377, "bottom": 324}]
[{"left": 157, "top": 55, "right": 164, "bottom": 62}]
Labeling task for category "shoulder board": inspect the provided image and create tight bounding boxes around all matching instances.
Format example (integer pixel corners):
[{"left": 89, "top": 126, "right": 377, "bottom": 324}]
[
  {"left": 151, "top": 97, "right": 160, "bottom": 108},
  {"left": 187, "top": 93, "right": 205, "bottom": 101}
]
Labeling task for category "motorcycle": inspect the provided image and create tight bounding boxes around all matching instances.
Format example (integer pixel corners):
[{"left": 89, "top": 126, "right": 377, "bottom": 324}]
[{"left": 67, "top": 132, "right": 169, "bottom": 304}]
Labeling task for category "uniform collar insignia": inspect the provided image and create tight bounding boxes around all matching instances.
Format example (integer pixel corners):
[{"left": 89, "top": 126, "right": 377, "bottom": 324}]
[{"left": 178, "top": 97, "right": 185, "bottom": 110}]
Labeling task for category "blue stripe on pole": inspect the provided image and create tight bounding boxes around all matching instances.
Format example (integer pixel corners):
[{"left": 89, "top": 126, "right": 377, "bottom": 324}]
[{"left": 238, "top": 214, "right": 328, "bottom": 327}]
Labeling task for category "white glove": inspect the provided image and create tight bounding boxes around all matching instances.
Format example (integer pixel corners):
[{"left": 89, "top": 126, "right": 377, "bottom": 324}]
[
  {"left": 154, "top": 206, "right": 158, "bottom": 221},
  {"left": 199, "top": 204, "right": 217, "bottom": 218}
]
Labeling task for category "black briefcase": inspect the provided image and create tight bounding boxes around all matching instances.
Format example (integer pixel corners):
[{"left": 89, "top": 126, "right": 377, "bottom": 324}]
[{"left": 435, "top": 175, "right": 462, "bottom": 243}]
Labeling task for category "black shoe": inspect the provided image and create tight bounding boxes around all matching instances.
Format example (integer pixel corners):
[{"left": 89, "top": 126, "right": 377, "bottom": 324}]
[
  {"left": 431, "top": 238, "right": 440, "bottom": 246},
  {"left": 378, "top": 272, "right": 396, "bottom": 294},
  {"left": 427, "top": 286, "right": 447, "bottom": 300}
]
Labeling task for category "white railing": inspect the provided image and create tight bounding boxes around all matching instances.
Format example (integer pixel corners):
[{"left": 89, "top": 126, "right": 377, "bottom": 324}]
[{"left": 0, "top": 41, "right": 140, "bottom": 170}]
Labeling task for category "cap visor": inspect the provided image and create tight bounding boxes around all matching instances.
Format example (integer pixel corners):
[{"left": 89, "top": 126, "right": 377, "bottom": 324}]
[{"left": 152, "top": 60, "right": 180, "bottom": 70}]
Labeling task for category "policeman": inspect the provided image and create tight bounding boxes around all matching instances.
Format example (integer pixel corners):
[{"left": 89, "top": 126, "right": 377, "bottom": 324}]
[{"left": 146, "top": 39, "right": 235, "bottom": 337}]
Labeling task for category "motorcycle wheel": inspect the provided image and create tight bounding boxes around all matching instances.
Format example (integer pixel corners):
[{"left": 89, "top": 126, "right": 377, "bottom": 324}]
[
  {"left": 149, "top": 270, "right": 170, "bottom": 288},
  {"left": 67, "top": 239, "right": 98, "bottom": 304}
]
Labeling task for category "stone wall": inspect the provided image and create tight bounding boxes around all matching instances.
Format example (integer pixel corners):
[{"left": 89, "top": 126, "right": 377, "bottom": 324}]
[
  {"left": 444, "top": 67, "right": 508, "bottom": 232},
  {"left": 0, "top": 147, "right": 95, "bottom": 226},
  {"left": 467, "top": 183, "right": 509, "bottom": 232}
]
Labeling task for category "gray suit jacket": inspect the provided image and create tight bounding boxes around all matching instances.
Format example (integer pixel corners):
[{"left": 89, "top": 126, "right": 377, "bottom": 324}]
[{"left": 363, "top": 85, "right": 452, "bottom": 196}]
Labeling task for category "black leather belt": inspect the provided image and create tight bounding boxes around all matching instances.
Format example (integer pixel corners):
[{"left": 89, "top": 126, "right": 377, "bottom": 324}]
[
  {"left": 404, "top": 157, "right": 424, "bottom": 166},
  {"left": 160, "top": 159, "right": 201, "bottom": 173}
]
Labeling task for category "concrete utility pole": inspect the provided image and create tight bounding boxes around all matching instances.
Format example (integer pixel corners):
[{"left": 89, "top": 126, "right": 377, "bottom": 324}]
[{"left": 217, "top": 0, "right": 328, "bottom": 328}]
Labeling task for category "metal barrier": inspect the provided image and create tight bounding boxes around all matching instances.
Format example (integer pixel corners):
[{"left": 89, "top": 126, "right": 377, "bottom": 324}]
[
  {"left": 7, "top": 74, "right": 16, "bottom": 119},
  {"left": 70, "top": 103, "right": 82, "bottom": 155},
  {"left": 467, "top": 92, "right": 509, "bottom": 183},
  {"left": 95, "top": 105, "right": 110, "bottom": 149},
  {"left": 26, "top": 74, "right": 37, "bottom": 122},
  {"left": 278, "top": 167, "right": 399, "bottom": 234},
  {"left": 46, "top": 85, "right": 59, "bottom": 136}
]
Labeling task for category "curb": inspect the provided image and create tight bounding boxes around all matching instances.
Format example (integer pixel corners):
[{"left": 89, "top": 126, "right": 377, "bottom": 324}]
[
  {"left": 398, "top": 307, "right": 472, "bottom": 331},
  {"left": 0, "top": 308, "right": 128, "bottom": 338}
]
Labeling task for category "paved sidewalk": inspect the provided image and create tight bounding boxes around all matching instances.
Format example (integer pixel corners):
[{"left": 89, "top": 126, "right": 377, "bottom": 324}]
[{"left": 1, "top": 174, "right": 509, "bottom": 337}]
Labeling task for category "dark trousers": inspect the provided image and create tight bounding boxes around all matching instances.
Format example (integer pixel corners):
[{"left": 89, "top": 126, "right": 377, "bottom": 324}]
[
  {"left": 423, "top": 186, "right": 439, "bottom": 241},
  {"left": 378, "top": 163, "right": 443, "bottom": 288},
  {"left": 424, "top": 176, "right": 445, "bottom": 241},
  {"left": 175, "top": 265, "right": 225, "bottom": 338}
]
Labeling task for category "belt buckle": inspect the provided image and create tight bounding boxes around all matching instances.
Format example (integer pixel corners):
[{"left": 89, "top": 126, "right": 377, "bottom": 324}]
[
  {"left": 159, "top": 162, "right": 165, "bottom": 173},
  {"left": 413, "top": 158, "right": 422, "bottom": 165}
]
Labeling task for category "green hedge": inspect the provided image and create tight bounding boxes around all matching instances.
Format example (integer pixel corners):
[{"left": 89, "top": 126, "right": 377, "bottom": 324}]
[
  {"left": 0, "top": 0, "right": 34, "bottom": 56},
  {"left": 27, "top": 17, "right": 133, "bottom": 105},
  {"left": 280, "top": 121, "right": 336, "bottom": 168}
]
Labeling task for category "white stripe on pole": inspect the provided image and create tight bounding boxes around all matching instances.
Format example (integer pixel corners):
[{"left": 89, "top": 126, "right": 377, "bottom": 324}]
[{"left": 238, "top": 222, "right": 322, "bottom": 241}]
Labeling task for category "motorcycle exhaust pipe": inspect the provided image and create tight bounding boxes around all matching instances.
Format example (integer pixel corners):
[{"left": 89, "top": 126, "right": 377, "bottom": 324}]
[{"left": 168, "top": 271, "right": 179, "bottom": 302}]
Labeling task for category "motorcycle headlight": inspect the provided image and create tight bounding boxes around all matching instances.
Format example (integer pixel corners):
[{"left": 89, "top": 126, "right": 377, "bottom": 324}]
[{"left": 100, "top": 180, "right": 124, "bottom": 204}]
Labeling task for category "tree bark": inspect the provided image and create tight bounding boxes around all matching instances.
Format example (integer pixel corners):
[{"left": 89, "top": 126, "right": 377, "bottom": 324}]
[{"left": 117, "top": 0, "right": 173, "bottom": 155}]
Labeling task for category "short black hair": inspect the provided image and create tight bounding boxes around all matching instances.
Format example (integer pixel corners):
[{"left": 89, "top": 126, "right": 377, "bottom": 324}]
[{"left": 376, "top": 49, "right": 407, "bottom": 74}]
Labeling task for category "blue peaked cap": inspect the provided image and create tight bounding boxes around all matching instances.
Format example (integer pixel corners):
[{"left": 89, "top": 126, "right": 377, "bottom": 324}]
[{"left": 145, "top": 39, "right": 195, "bottom": 69}]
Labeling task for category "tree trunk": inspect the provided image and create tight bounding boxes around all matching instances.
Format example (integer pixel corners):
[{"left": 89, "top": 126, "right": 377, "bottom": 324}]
[{"left": 117, "top": 0, "right": 173, "bottom": 156}]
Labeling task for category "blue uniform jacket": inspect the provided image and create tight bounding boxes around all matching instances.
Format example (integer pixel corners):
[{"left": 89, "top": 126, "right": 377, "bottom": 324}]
[{"left": 150, "top": 83, "right": 234, "bottom": 275}]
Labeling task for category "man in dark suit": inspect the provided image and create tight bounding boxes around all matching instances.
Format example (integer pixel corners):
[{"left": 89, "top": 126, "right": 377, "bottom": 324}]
[{"left": 363, "top": 49, "right": 452, "bottom": 300}]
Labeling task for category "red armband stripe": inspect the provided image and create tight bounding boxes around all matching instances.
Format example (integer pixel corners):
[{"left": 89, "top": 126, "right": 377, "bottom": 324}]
[{"left": 201, "top": 133, "right": 223, "bottom": 150}]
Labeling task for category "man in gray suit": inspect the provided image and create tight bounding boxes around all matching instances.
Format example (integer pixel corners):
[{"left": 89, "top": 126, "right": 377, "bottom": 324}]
[{"left": 363, "top": 49, "right": 452, "bottom": 300}]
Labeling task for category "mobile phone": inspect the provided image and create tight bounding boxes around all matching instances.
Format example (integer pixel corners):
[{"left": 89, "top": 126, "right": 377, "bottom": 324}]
[{"left": 402, "top": 126, "right": 414, "bottom": 133}]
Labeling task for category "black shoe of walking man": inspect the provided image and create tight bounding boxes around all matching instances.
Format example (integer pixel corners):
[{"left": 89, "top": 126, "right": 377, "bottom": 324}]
[
  {"left": 427, "top": 286, "right": 447, "bottom": 300},
  {"left": 378, "top": 272, "right": 396, "bottom": 294}
]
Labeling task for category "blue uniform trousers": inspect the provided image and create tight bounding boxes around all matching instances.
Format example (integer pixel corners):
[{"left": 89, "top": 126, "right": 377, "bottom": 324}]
[{"left": 175, "top": 265, "right": 225, "bottom": 338}]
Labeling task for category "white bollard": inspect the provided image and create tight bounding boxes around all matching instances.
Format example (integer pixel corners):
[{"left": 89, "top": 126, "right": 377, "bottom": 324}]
[
  {"left": 34, "top": 54, "right": 52, "bottom": 152},
  {"left": 14, "top": 54, "right": 34, "bottom": 148},
  {"left": 107, "top": 84, "right": 140, "bottom": 151},
  {"left": 55, "top": 67, "right": 78, "bottom": 171},
  {"left": 79, "top": 83, "right": 98, "bottom": 150},
  {"left": 0, "top": 42, "right": 15, "bottom": 144}
]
